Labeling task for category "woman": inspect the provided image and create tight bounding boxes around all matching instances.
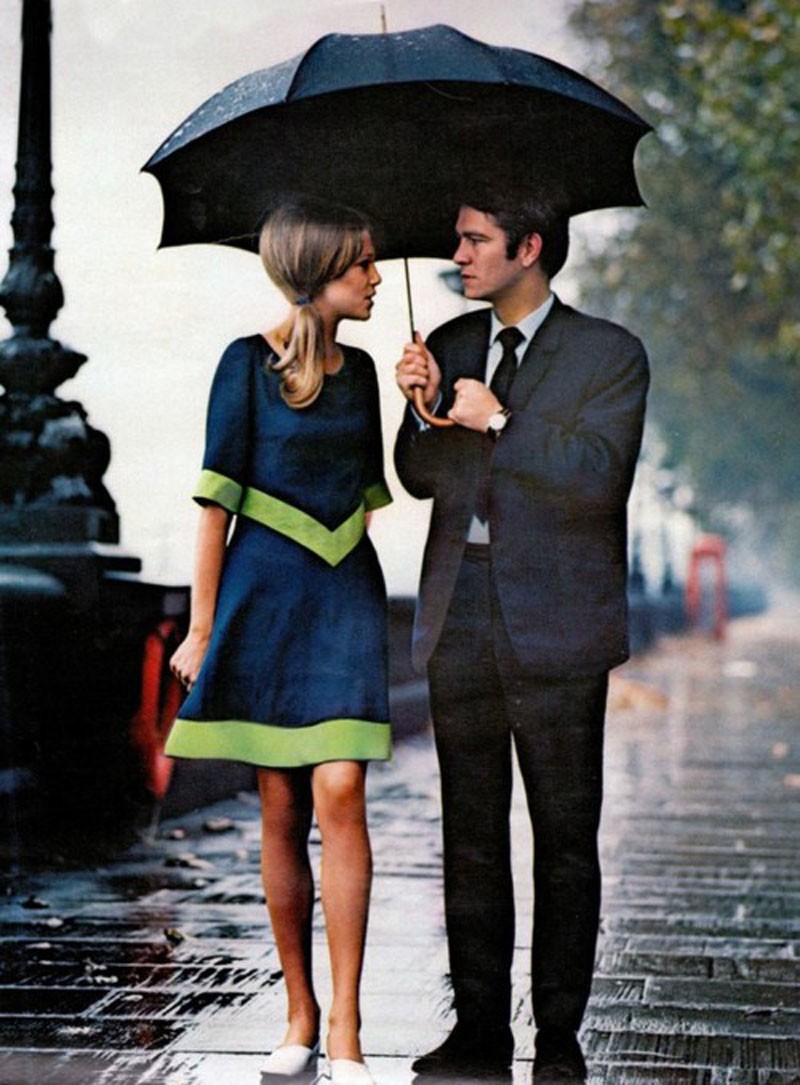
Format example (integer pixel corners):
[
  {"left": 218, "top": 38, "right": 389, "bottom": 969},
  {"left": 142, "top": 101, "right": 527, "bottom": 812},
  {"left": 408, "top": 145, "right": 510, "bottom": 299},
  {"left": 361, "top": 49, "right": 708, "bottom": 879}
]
[{"left": 167, "top": 196, "right": 389, "bottom": 1085}]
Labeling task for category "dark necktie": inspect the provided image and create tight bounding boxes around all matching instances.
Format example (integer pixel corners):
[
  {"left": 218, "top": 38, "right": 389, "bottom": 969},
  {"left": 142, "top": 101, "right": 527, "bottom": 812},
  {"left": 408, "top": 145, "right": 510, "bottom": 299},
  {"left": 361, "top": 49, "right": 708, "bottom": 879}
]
[
  {"left": 475, "top": 326, "right": 524, "bottom": 523},
  {"left": 490, "top": 325, "right": 524, "bottom": 404}
]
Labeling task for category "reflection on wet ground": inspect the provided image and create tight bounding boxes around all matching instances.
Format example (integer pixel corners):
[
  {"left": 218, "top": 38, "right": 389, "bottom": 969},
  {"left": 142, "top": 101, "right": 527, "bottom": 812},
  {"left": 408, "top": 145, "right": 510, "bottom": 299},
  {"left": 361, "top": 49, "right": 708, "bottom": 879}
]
[{"left": 1, "top": 609, "right": 799, "bottom": 1083}]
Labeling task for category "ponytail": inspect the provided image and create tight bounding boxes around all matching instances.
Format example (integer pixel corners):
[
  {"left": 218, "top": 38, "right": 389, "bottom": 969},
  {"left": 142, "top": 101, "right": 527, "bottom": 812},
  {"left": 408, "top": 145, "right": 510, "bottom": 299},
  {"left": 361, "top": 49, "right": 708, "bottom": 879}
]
[{"left": 259, "top": 196, "right": 371, "bottom": 409}]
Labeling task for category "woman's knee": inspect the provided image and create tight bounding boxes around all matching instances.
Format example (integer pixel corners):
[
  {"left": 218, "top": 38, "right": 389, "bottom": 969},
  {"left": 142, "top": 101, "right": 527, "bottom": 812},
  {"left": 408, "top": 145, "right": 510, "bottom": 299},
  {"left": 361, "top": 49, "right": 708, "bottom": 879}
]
[{"left": 312, "top": 761, "right": 367, "bottom": 830}]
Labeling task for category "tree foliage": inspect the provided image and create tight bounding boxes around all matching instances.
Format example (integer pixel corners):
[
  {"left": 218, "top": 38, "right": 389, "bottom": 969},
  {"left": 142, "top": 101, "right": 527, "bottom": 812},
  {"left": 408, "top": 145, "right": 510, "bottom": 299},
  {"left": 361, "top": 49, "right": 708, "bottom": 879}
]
[
  {"left": 568, "top": 0, "right": 800, "bottom": 583},
  {"left": 665, "top": 0, "right": 800, "bottom": 344}
]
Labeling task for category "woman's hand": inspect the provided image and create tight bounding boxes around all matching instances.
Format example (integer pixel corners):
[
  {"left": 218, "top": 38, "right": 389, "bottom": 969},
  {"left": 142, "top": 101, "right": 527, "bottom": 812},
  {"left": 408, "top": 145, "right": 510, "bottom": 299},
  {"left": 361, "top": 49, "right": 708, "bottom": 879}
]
[
  {"left": 170, "top": 630, "right": 210, "bottom": 693},
  {"left": 171, "top": 503, "right": 231, "bottom": 693},
  {"left": 395, "top": 331, "right": 442, "bottom": 407}
]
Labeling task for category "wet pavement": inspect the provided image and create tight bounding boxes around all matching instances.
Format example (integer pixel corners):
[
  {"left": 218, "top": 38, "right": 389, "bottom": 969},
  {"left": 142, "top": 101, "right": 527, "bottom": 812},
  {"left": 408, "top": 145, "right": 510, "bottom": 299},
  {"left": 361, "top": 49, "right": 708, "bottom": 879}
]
[{"left": 1, "top": 606, "right": 799, "bottom": 1084}]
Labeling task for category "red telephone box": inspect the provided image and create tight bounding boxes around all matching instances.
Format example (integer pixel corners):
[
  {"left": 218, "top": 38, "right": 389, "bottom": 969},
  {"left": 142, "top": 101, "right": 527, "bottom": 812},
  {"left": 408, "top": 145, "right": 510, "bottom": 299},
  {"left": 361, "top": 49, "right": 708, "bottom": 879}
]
[{"left": 685, "top": 534, "right": 727, "bottom": 640}]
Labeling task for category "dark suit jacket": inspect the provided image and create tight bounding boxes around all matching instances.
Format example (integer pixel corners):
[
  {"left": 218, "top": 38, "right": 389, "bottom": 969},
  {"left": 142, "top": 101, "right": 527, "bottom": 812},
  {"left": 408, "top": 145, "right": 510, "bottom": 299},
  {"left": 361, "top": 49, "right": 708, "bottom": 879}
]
[{"left": 394, "top": 295, "right": 649, "bottom": 677}]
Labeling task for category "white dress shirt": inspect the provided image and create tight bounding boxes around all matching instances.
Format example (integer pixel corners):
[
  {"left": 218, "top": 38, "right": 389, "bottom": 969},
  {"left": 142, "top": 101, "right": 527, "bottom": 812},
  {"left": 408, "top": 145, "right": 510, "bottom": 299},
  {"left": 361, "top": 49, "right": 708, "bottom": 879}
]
[{"left": 467, "top": 294, "right": 555, "bottom": 543}]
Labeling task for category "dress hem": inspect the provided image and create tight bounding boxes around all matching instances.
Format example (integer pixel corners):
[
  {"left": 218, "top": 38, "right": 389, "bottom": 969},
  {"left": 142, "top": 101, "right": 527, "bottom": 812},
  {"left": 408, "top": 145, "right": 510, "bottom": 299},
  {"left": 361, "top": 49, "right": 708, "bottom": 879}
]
[{"left": 165, "top": 716, "right": 392, "bottom": 768}]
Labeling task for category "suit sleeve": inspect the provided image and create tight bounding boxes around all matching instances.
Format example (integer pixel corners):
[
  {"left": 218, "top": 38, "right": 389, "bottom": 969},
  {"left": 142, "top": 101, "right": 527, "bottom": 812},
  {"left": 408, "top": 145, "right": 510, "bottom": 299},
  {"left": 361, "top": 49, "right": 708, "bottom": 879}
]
[{"left": 495, "top": 329, "right": 649, "bottom": 509}]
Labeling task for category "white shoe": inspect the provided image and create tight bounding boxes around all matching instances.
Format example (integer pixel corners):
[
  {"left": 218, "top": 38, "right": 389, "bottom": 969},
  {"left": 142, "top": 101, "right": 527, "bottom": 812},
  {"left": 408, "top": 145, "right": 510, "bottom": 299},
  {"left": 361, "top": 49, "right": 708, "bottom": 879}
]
[
  {"left": 329, "top": 1058, "right": 376, "bottom": 1085},
  {"left": 262, "top": 1041, "right": 320, "bottom": 1078}
]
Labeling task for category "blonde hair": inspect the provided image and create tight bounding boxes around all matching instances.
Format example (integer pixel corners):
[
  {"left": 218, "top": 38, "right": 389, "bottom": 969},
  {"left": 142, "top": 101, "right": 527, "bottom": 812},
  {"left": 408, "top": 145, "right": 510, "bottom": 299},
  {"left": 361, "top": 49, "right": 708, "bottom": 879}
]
[{"left": 259, "top": 196, "right": 371, "bottom": 409}]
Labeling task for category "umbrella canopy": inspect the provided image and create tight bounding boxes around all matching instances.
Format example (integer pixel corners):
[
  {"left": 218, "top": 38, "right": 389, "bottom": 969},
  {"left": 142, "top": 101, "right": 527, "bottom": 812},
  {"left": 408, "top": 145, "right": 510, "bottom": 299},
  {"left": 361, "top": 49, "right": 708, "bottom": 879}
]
[{"left": 143, "top": 24, "right": 652, "bottom": 260}]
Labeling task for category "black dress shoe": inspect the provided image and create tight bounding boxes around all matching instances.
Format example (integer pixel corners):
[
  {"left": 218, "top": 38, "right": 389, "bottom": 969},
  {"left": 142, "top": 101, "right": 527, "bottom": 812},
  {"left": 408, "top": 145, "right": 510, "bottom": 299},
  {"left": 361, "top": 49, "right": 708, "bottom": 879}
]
[
  {"left": 411, "top": 1021, "right": 514, "bottom": 1078},
  {"left": 533, "top": 1027, "right": 587, "bottom": 1083}
]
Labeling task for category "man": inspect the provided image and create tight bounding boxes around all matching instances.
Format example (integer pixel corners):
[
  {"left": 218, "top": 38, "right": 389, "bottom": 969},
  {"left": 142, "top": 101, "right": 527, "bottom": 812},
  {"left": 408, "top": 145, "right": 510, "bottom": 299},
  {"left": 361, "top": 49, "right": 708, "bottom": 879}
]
[{"left": 394, "top": 189, "right": 649, "bottom": 1083}]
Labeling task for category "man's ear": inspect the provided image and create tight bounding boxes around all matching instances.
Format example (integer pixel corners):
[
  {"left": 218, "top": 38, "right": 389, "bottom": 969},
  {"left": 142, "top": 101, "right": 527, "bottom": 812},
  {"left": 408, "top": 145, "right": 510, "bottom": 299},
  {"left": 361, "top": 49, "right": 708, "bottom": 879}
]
[{"left": 518, "top": 232, "right": 543, "bottom": 268}]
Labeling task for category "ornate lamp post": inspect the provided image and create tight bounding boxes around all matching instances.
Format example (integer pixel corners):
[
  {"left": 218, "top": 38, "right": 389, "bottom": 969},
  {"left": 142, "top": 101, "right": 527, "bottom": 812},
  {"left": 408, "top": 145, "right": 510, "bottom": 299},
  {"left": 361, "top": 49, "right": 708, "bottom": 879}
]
[
  {"left": 0, "top": 1, "right": 192, "bottom": 838},
  {"left": 0, "top": 0, "right": 117, "bottom": 543}
]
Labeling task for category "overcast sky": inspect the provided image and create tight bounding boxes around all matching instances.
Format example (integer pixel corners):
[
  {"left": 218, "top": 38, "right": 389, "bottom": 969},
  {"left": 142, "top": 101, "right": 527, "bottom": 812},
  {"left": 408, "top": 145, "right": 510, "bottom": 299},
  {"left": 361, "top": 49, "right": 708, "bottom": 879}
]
[{"left": 0, "top": 0, "right": 598, "bottom": 593}]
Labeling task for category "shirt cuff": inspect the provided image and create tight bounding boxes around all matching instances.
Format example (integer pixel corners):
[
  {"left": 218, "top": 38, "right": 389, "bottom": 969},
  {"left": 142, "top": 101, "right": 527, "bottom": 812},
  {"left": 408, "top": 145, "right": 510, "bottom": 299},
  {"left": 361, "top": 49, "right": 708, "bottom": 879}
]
[{"left": 411, "top": 392, "right": 443, "bottom": 429}]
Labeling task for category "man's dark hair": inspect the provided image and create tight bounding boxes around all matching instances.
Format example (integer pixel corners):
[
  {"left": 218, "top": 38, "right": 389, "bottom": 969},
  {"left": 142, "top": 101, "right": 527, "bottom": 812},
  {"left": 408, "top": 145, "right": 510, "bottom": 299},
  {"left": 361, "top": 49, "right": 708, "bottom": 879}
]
[{"left": 458, "top": 184, "right": 570, "bottom": 280}]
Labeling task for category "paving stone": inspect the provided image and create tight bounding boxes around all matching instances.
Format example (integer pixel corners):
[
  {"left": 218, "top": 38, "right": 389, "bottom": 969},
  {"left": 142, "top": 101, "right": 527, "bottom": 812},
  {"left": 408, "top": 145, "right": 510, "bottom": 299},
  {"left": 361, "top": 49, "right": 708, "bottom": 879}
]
[
  {"left": 0, "top": 986, "right": 102, "bottom": 1014},
  {"left": 643, "top": 976, "right": 800, "bottom": 1013},
  {"left": 0, "top": 1015, "right": 181, "bottom": 1049}
]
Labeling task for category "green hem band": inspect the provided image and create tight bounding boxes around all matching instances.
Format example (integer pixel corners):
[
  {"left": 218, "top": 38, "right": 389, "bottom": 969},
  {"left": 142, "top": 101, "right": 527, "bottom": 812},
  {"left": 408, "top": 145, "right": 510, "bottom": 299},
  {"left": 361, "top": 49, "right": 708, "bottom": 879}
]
[
  {"left": 192, "top": 470, "right": 391, "bottom": 566},
  {"left": 165, "top": 717, "right": 392, "bottom": 768}
]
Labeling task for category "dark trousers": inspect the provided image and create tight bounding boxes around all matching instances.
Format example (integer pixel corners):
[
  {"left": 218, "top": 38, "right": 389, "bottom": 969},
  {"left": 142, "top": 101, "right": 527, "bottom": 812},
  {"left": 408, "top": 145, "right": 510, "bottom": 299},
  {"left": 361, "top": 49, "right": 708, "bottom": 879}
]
[{"left": 427, "top": 547, "right": 608, "bottom": 1033}]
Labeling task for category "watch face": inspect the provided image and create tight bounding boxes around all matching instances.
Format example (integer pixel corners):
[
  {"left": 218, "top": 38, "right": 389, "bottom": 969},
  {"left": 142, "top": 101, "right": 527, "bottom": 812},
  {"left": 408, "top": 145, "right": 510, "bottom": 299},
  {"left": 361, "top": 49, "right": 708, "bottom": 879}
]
[{"left": 488, "top": 412, "right": 508, "bottom": 432}]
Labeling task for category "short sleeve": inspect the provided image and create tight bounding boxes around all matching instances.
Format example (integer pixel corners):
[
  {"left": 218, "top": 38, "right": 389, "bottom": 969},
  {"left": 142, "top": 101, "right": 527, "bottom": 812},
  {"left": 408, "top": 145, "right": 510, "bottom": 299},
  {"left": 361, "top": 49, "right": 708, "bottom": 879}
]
[
  {"left": 360, "top": 352, "right": 392, "bottom": 512},
  {"left": 193, "top": 339, "right": 252, "bottom": 513}
]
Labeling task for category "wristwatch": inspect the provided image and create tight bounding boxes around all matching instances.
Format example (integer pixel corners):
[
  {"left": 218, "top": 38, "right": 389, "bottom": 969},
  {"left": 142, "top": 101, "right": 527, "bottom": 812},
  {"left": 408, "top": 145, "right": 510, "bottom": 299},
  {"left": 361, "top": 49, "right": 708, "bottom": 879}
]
[{"left": 486, "top": 407, "right": 512, "bottom": 439}]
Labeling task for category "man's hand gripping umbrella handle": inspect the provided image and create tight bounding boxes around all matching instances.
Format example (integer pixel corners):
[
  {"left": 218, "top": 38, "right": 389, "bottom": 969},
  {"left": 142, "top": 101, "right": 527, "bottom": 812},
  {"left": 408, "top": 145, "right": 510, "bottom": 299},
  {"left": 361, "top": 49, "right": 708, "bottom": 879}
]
[
  {"left": 413, "top": 386, "right": 455, "bottom": 428},
  {"left": 403, "top": 259, "right": 455, "bottom": 428}
]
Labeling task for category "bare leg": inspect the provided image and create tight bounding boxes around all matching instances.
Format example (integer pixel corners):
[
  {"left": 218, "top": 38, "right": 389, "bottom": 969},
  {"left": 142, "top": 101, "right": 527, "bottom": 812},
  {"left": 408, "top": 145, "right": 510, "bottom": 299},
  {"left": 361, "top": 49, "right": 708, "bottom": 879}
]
[
  {"left": 258, "top": 767, "right": 320, "bottom": 1048},
  {"left": 312, "top": 760, "right": 371, "bottom": 1063}
]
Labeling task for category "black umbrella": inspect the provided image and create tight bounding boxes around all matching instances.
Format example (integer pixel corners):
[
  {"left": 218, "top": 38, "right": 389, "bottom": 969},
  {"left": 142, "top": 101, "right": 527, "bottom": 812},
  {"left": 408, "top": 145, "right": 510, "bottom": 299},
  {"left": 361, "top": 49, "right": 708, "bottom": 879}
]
[
  {"left": 143, "top": 24, "right": 651, "bottom": 422},
  {"left": 144, "top": 23, "right": 650, "bottom": 255}
]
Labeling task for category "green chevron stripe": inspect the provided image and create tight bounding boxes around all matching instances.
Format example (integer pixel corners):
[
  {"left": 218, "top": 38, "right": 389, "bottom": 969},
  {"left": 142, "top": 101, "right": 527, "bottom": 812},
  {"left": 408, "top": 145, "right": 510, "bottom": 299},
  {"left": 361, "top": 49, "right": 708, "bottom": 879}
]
[
  {"left": 194, "top": 470, "right": 391, "bottom": 566},
  {"left": 239, "top": 487, "right": 365, "bottom": 566}
]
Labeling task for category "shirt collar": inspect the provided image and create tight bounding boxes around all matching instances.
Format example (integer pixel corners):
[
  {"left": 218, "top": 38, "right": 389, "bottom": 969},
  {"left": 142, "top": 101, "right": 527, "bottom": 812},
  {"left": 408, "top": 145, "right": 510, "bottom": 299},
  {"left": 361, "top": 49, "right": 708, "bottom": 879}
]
[{"left": 490, "top": 292, "right": 554, "bottom": 349}]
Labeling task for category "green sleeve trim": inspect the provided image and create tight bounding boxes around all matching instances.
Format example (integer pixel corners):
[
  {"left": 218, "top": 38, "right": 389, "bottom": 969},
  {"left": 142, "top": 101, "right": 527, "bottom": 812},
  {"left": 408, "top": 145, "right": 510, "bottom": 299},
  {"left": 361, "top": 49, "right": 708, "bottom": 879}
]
[
  {"left": 364, "top": 480, "right": 393, "bottom": 512},
  {"left": 165, "top": 716, "right": 391, "bottom": 768},
  {"left": 194, "top": 469, "right": 243, "bottom": 513},
  {"left": 239, "top": 486, "right": 365, "bottom": 566}
]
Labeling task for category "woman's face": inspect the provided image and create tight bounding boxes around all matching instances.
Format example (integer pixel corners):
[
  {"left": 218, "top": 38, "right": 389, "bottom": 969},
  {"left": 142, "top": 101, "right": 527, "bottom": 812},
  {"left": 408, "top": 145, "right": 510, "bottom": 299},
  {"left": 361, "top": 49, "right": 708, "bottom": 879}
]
[{"left": 318, "top": 232, "right": 381, "bottom": 322}]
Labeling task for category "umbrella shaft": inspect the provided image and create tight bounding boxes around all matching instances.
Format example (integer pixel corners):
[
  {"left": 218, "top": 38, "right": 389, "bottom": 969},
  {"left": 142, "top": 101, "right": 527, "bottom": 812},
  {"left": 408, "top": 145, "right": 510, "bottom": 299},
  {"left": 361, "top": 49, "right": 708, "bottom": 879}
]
[{"left": 403, "top": 257, "right": 415, "bottom": 339}]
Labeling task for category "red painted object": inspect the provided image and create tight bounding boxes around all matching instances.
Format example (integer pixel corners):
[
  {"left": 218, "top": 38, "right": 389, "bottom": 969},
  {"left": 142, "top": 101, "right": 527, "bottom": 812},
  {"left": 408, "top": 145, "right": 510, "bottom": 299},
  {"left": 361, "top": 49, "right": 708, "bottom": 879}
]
[
  {"left": 685, "top": 534, "right": 728, "bottom": 640},
  {"left": 130, "top": 619, "right": 184, "bottom": 799}
]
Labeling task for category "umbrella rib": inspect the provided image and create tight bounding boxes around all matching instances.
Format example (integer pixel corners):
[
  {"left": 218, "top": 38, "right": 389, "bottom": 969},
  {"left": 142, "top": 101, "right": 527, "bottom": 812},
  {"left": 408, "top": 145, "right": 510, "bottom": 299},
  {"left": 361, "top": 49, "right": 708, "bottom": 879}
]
[
  {"left": 423, "top": 82, "right": 479, "bottom": 101},
  {"left": 283, "top": 33, "right": 335, "bottom": 103}
]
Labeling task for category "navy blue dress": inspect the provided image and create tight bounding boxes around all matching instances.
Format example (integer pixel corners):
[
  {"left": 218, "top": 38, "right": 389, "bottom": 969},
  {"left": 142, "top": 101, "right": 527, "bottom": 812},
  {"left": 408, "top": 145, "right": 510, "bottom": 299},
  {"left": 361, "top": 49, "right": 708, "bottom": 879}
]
[{"left": 165, "top": 335, "right": 392, "bottom": 768}]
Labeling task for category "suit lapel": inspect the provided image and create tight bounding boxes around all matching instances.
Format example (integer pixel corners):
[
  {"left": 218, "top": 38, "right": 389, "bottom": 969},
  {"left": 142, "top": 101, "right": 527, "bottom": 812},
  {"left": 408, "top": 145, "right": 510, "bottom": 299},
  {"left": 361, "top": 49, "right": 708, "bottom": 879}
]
[
  {"left": 462, "top": 310, "right": 492, "bottom": 381},
  {"left": 509, "top": 295, "right": 565, "bottom": 408}
]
